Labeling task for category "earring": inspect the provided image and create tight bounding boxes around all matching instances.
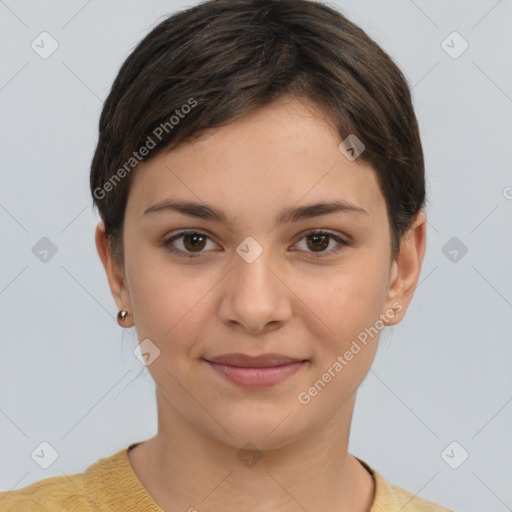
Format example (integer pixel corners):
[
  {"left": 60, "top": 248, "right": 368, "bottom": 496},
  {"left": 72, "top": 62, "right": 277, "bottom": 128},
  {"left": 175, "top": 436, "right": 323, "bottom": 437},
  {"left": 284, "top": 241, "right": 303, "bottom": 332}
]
[{"left": 117, "top": 310, "right": 130, "bottom": 324}]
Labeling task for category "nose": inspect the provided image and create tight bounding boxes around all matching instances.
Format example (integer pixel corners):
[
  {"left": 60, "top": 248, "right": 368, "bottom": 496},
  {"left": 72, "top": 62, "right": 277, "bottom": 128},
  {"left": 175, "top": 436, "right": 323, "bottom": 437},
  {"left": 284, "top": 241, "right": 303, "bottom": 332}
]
[{"left": 217, "top": 245, "right": 292, "bottom": 334}]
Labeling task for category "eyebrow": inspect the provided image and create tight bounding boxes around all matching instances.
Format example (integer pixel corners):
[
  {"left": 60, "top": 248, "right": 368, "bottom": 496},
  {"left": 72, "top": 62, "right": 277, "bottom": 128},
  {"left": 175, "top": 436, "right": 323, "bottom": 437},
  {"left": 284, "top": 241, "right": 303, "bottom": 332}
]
[{"left": 142, "top": 199, "right": 369, "bottom": 226}]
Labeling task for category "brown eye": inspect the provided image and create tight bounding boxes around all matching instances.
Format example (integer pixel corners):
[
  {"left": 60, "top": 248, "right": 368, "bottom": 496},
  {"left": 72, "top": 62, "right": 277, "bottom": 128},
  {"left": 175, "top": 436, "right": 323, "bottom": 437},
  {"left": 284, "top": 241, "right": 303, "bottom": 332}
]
[
  {"left": 164, "top": 230, "right": 217, "bottom": 258},
  {"left": 294, "top": 230, "right": 349, "bottom": 258},
  {"left": 306, "top": 233, "right": 330, "bottom": 252},
  {"left": 183, "top": 233, "right": 207, "bottom": 252}
]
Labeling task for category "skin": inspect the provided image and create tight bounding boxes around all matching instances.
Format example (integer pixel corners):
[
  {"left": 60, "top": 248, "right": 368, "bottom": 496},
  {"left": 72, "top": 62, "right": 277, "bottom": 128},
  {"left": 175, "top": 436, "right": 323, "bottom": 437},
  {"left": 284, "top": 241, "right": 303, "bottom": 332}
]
[{"left": 96, "top": 95, "right": 426, "bottom": 512}]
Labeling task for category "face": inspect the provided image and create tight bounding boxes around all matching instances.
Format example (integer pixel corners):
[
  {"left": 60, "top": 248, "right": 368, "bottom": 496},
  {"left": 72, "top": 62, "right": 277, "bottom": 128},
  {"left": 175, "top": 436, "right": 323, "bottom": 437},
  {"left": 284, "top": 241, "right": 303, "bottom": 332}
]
[{"left": 97, "top": 95, "right": 426, "bottom": 451}]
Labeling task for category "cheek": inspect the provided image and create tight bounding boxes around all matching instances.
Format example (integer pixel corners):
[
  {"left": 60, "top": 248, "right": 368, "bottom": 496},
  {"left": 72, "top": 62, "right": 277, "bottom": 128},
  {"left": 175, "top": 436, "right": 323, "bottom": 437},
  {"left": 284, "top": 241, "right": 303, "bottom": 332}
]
[
  {"left": 124, "top": 246, "right": 199, "bottom": 342},
  {"left": 294, "top": 265, "right": 388, "bottom": 409},
  {"left": 300, "top": 259, "right": 389, "bottom": 352}
]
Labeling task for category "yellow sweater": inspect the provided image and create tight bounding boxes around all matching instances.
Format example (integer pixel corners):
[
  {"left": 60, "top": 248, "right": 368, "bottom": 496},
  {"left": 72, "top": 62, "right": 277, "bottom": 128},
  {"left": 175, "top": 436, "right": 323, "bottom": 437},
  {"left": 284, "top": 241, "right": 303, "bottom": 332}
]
[{"left": 0, "top": 443, "right": 452, "bottom": 511}]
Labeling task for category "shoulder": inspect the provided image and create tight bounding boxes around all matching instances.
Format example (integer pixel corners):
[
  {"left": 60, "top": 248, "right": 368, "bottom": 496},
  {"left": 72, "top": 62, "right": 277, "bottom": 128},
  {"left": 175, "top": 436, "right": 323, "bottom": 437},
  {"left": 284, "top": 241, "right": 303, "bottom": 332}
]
[
  {"left": 0, "top": 447, "right": 131, "bottom": 512},
  {"left": 382, "top": 480, "right": 453, "bottom": 512},
  {"left": 0, "top": 471, "right": 91, "bottom": 511},
  {"left": 355, "top": 457, "right": 454, "bottom": 512}
]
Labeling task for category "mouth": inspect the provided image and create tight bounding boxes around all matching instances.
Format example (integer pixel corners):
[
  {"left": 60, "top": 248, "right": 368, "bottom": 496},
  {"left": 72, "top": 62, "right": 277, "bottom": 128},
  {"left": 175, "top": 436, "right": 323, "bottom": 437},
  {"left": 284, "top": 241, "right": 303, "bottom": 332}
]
[
  {"left": 204, "top": 353, "right": 307, "bottom": 367},
  {"left": 203, "top": 353, "right": 308, "bottom": 389}
]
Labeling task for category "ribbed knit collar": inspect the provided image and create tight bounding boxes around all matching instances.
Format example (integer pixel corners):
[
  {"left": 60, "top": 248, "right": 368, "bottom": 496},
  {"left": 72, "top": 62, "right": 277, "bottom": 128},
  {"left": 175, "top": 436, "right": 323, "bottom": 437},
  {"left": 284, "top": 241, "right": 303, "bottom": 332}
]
[{"left": 81, "top": 443, "right": 445, "bottom": 511}]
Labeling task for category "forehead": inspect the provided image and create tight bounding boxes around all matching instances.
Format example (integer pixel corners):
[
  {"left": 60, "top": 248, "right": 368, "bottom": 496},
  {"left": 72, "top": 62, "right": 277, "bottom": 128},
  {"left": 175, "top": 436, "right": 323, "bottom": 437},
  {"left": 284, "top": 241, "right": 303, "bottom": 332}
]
[{"left": 127, "top": 97, "right": 386, "bottom": 224}]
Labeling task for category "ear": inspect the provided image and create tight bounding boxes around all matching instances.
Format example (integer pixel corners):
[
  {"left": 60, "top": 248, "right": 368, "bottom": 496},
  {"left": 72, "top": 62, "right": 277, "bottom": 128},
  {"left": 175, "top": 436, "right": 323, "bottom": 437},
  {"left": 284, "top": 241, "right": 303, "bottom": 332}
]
[
  {"left": 95, "top": 221, "right": 134, "bottom": 327},
  {"left": 383, "top": 210, "right": 427, "bottom": 326}
]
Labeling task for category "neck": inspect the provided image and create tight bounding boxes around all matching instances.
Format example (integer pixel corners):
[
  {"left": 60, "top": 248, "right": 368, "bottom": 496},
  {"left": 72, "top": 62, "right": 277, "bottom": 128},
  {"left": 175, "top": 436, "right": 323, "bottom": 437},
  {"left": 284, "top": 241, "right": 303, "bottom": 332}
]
[{"left": 128, "top": 389, "right": 375, "bottom": 512}]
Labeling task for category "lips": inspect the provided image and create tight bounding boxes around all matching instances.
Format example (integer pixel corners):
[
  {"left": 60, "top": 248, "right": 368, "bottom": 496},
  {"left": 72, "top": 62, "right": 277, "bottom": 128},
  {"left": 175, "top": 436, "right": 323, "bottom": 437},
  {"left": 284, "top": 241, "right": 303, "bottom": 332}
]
[{"left": 204, "top": 353, "right": 307, "bottom": 368}]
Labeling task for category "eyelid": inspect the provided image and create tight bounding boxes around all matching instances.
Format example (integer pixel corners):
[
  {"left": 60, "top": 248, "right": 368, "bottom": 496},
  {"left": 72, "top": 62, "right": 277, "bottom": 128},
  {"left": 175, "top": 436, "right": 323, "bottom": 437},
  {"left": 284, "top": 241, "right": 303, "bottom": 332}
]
[
  {"left": 292, "top": 228, "right": 349, "bottom": 258},
  {"left": 163, "top": 229, "right": 219, "bottom": 258}
]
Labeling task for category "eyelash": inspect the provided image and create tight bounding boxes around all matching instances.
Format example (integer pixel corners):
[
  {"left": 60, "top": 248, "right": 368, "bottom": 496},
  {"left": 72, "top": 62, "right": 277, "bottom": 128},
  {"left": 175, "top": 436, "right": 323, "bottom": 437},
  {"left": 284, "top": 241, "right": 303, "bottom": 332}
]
[{"left": 163, "top": 229, "right": 350, "bottom": 259}]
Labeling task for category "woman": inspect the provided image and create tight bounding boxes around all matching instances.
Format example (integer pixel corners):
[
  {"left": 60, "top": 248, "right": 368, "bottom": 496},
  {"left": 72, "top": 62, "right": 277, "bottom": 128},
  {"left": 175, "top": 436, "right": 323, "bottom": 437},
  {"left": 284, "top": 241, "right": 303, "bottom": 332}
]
[{"left": 0, "top": 0, "right": 453, "bottom": 510}]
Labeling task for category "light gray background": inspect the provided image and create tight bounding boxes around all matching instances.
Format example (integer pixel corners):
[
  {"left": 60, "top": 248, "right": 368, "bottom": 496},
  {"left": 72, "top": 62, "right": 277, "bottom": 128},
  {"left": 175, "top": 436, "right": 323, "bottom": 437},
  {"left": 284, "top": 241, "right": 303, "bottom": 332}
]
[{"left": 1, "top": 1, "right": 511, "bottom": 511}]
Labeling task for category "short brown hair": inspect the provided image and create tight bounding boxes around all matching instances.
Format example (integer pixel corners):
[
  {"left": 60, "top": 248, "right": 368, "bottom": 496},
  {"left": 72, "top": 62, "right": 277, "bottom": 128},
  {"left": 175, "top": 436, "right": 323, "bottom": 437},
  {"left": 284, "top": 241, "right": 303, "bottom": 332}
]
[{"left": 90, "top": 0, "right": 425, "bottom": 266}]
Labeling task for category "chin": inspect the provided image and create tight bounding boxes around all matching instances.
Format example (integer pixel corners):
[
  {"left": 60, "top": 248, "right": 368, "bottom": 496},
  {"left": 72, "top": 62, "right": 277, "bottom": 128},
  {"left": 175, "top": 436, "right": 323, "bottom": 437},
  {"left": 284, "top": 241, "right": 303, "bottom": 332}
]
[{"left": 207, "top": 405, "right": 309, "bottom": 452}]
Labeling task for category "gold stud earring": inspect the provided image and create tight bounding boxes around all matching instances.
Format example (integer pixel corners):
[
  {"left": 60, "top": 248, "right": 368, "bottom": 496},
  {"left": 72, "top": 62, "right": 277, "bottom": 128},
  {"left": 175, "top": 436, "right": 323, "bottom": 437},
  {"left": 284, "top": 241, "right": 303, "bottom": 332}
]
[{"left": 117, "top": 310, "right": 130, "bottom": 323}]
